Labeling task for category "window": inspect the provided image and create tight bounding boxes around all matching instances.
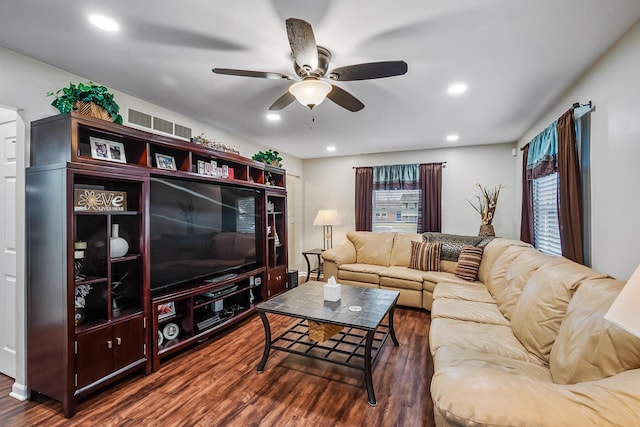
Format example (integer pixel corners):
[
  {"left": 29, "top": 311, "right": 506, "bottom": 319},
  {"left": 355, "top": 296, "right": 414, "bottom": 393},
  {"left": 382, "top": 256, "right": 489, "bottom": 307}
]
[
  {"left": 532, "top": 173, "right": 561, "bottom": 256},
  {"left": 372, "top": 189, "right": 420, "bottom": 233},
  {"left": 529, "top": 106, "right": 592, "bottom": 262}
]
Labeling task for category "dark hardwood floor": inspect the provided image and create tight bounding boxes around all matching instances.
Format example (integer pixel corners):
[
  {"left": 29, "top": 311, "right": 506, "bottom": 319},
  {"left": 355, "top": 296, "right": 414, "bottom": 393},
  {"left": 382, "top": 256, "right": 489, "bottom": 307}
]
[{"left": 0, "top": 308, "right": 435, "bottom": 427}]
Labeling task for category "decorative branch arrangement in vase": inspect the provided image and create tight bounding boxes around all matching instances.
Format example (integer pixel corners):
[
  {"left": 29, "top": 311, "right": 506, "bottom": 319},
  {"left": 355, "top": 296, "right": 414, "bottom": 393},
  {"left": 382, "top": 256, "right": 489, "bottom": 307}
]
[{"left": 467, "top": 183, "right": 504, "bottom": 236}]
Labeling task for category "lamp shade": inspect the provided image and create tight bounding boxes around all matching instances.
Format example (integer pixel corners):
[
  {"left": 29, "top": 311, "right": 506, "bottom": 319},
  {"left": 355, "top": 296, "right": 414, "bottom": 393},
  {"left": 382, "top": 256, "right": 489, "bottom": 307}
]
[
  {"left": 313, "top": 209, "right": 342, "bottom": 226},
  {"left": 289, "top": 79, "right": 332, "bottom": 109},
  {"left": 604, "top": 264, "right": 640, "bottom": 338}
]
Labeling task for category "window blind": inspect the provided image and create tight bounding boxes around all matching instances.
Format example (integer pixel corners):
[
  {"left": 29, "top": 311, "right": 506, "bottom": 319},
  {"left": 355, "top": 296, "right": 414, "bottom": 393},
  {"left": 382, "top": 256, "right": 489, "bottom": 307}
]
[{"left": 533, "top": 173, "right": 561, "bottom": 256}]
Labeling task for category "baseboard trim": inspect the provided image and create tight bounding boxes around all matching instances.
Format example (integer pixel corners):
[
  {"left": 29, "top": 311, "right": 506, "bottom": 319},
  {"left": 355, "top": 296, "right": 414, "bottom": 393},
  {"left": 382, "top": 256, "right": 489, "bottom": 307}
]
[{"left": 9, "top": 382, "right": 28, "bottom": 401}]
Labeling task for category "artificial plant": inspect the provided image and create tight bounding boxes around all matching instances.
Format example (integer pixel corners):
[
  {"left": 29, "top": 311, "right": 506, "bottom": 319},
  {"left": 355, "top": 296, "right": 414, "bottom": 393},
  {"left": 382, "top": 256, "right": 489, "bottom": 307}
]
[
  {"left": 47, "top": 81, "right": 123, "bottom": 124},
  {"left": 252, "top": 149, "right": 283, "bottom": 167}
]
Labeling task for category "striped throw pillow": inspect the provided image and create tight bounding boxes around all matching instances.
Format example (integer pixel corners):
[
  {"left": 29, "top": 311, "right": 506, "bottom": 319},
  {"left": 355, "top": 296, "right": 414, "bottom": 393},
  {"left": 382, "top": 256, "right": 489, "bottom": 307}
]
[
  {"left": 454, "top": 245, "right": 484, "bottom": 281},
  {"left": 409, "top": 241, "right": 441, "bottom": 272}
]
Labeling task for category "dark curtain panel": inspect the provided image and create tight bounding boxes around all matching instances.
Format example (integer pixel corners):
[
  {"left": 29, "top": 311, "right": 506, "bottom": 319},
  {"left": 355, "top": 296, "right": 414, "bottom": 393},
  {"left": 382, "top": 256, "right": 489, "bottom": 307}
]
[
  {"left": 354, "top": 167, "right": 373, "bottom": 231},
  {"left": 418, "top": 163, "right": 442, "bottom": 233},
  {"left": 557, "top": 109, "right": 584, "bottom": 264},
  {"left": 520, "top": 145, "right": 534, "bottom": 244}
]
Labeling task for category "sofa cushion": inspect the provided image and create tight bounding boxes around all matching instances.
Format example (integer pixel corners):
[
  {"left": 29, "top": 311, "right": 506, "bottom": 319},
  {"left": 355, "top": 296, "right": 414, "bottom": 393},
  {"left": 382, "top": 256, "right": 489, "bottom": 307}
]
[
  {"left": 454, "top": 245, "right": 484, "bottom": 281},
  {"left": 422, "top": 232, "right": 492, "bottom": 261},
  {"left": 494, "top": 248, "right": 561, "bottom": 319},
  {"left": 379, "top": 266, "right": 423, "bottom": 291},
  {"left": 321, "top": 239, "right": 356, "bottom": 265},
  {"left": 433, "top": 282, "right": 494, "bottom": 303},
  {"left": 431, "top": 298, "right": 509, "bottom": 326},
  {"left": 409, "top": 241, "right": 441, "bottom": 271},
  {"left": 550, "top": 278, "right": 640, "bottom": 384},
  {"left": 420, "top": 271, "right": 483, "bottom": 293},
  {"left": 389, "top": 232, "right": 422, "bottom": 266},
  {"left": 432, "top": 346, "right": 552, "bottom": 383},
  {"left": 429, "top": 318, "right": 540, "bottom": 364},
  {"left": 479, "top": 239, "right": 531, "bottom": 290},
  {"left": 347, "top": 231, "right": 395, "bottom": 266},
  {"left": 510, "top": 260, "right": 609, "bottom": 364},
  {"left": 336, "top": 263, "right": 386, "bottom": 284}
]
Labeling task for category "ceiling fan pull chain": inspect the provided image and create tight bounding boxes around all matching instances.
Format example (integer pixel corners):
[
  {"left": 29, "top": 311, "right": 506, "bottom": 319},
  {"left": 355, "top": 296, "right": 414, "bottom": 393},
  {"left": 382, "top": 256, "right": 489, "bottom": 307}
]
[{"left": 310, "top": 114, "right": 315, "bottom": 130}]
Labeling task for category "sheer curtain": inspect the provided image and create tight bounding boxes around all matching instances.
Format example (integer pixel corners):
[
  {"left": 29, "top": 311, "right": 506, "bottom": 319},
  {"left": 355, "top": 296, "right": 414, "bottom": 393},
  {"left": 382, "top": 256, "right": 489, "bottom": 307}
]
[{"left": 354, "top": 167, "right": 373, "bottom": 231}]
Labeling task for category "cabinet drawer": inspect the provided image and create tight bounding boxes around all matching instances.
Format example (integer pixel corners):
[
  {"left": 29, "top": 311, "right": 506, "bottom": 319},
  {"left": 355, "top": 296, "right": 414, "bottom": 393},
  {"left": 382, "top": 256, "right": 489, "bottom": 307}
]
[{"left": 268, "top": 266, "right": 287, "bottom": 297}]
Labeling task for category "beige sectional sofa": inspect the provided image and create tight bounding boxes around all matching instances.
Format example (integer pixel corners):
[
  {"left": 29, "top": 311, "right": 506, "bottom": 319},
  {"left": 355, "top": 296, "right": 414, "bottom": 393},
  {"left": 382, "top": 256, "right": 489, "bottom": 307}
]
[{"left": 323, "top": 232, "right": 640, "bottom": 426}]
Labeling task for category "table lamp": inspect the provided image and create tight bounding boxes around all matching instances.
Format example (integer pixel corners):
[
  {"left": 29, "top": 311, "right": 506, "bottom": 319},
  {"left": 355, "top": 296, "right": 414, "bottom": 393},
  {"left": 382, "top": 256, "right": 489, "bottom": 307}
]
[
  {"left": 313, "top": 209, "right": 342, "bottom": 249},
  {"left": 604, "top": 264, "right": 640, "bottom": 338}
]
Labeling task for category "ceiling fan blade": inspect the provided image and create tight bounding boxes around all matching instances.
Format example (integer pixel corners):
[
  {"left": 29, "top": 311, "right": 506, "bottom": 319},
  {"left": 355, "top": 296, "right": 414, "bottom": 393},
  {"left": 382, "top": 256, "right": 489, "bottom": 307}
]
[
  {"left": 212, "top": 68, "right": 294, "bottom": 80},
  {"left": 269, "top": 92, "right": 296, "bottom": 111},
  {"left": 285, "top": 18, "right": 318, "bottom": 72},
  {"left": 326, "top": 85, "right": 364, "bottom": 112},
  {"left": 329, "top": 61, "right": 408, "bottom": 81}
]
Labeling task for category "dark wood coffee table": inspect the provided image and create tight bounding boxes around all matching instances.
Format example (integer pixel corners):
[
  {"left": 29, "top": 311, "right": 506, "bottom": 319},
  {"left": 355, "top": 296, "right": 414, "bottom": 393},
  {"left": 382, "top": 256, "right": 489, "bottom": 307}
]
[{"left": 255, "top": 281, "right": 400, "bottom": 406}]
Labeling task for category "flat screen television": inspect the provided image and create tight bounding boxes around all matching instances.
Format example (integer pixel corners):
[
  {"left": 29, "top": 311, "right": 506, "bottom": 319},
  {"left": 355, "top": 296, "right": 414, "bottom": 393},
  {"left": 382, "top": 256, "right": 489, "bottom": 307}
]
[{"left": 149, "top": 176, "right": 262, "bottom": 292}]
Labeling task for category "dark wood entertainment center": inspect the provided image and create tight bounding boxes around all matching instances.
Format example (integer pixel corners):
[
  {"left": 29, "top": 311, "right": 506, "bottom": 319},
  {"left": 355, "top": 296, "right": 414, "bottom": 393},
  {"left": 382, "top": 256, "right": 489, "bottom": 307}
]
[{"left": 26, "top": 112, "right": 288, "bottom": 417}]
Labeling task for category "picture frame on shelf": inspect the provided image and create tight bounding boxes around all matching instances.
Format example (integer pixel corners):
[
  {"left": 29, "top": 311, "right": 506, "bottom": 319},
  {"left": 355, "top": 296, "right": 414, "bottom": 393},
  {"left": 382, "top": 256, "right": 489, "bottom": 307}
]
[
  {"left": 90, "top": 136, "right": 127, "bottom": 163},
  {"left": 155, "top": 153, "right": 177, "bottom": 171},
  {"left": 157, "top": 301, "right": 176, "bottom": 321}
]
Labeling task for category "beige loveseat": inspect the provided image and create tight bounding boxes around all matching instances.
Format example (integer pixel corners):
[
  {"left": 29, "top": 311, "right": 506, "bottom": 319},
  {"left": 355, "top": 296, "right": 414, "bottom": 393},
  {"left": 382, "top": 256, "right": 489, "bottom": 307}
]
[{"left": 324, "top": 232, "right": 640, "bottom": 426}]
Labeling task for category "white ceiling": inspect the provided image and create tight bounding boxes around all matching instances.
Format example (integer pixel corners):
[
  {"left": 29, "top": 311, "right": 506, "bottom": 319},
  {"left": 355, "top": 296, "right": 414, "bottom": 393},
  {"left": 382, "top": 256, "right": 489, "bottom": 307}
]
[{"left": 1, "top": 1, "right": 639, "bottom": 159}]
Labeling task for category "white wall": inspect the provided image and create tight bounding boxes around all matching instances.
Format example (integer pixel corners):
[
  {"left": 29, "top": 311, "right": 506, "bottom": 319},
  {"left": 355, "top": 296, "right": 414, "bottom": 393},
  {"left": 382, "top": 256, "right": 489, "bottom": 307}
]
[
  {"left": 515, "top": 20, "right": 640, "bottom": 280},
  {"left": 300, "top": 143, "right": 517, "bottom": 266}
]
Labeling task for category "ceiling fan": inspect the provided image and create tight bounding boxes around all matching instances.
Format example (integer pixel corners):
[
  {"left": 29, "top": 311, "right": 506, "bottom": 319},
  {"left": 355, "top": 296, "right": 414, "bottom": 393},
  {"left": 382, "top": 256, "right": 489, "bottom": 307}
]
[{"left": 212, "top": 18, "right": 408, "bottom": 112}]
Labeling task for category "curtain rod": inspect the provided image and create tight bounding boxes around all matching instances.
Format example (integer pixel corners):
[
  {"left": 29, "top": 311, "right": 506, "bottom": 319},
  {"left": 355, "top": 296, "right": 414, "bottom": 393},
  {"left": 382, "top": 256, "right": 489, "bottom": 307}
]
[
  {"left": 519, "top": 101, "right": 593, "bottom": 150},
  {"left": 352, "top": 161, "right": 447, "bottom": 169}
]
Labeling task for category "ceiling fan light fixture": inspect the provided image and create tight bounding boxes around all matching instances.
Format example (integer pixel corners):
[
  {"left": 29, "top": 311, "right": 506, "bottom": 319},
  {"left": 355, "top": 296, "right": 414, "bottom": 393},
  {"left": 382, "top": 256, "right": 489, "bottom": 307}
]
[{"left": 289, "top": 79, "right": 332, "bottom": 109}]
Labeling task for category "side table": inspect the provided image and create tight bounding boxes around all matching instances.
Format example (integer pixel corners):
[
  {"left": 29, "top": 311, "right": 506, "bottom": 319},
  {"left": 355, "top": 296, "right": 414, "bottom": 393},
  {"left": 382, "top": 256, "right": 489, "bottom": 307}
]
[{"left": 302, "top": 248, "right": 323, "bottom": 283}]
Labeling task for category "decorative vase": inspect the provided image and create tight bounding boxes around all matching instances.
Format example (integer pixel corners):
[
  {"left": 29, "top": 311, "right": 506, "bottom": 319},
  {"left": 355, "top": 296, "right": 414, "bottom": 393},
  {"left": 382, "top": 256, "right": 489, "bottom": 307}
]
[
  {"left": 110, "top": 224, "right": 129, "bottom": 258},
  {"left": 479, "top": 224, "right": 495, "bottom": 237}
]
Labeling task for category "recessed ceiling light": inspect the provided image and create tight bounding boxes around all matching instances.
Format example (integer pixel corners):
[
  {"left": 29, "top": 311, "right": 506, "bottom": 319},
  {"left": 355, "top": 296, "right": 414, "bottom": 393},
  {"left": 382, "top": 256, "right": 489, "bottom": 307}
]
[
  {"left": 266, "top": 113, "right": 280, "bottom": 121},
  {"left": 447, "top": 83, "right": 467, "bottom": 95},
  {"left": 326, "top": 146, "right": 336, "bottom": 152},
  {"left": 446, "top": 134, "right": 459, "bottom": 142},
  {"left": 89, "top": 14, "right": 119, "bottom": 32}
]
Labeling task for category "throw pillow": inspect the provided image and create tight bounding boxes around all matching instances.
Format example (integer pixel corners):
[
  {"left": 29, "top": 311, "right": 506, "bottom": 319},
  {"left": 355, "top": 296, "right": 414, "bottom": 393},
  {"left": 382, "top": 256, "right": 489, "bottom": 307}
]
[
  {"left": 422, "top": 232, "right": 494, "bottom": 261},
  {"left": 409, "top": 241, "right": 441, "bottom": 271},
  {"left": 454, "top": 245, "right": 484, "bottom": 281}
]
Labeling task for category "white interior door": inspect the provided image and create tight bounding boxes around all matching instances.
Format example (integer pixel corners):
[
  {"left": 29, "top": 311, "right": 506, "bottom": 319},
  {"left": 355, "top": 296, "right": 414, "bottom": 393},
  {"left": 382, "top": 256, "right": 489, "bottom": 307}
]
[{"left": 0, "top": 110, "right": 17, "bottom": 378}]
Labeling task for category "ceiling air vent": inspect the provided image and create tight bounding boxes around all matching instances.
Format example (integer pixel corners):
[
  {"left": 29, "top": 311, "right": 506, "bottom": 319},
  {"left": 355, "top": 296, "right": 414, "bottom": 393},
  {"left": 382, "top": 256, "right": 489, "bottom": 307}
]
[
  {"left": 127, "top": 108, "right": 192, "bottom": 140},
  {"left": 174, "top": 123, "right": 192, "bottom": 139},
  {"left": 153, "top": 117, "right": 173, "bottom": 134},
  {"left": 128, "top": 109, "right": 152, "bottom": 128}
]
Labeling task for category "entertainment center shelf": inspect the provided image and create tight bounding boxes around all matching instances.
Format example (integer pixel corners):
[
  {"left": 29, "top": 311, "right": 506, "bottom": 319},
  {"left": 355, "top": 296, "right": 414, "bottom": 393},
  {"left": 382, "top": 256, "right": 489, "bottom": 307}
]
[
  {"left": 26, "top": 112, "right": 288, "bottom": 417},
  {"left": 151, "top": 268, "right": 266, "bottom": 368}
]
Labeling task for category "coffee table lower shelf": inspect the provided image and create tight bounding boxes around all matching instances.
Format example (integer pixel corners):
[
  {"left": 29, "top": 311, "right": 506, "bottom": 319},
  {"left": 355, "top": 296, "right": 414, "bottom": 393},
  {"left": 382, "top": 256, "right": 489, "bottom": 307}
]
[{"left": 256, "top": 315, "right": 398, "bottom": 406}]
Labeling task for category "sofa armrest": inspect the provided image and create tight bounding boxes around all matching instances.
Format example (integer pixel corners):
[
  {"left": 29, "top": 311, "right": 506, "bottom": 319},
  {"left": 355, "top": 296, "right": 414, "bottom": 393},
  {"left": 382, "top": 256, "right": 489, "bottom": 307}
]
[
  {"left": 322, "top": 240, "right": 356, "bottom": 265},
  {"left": 432, "top": 366, "right": 640, "bottom": 426}
]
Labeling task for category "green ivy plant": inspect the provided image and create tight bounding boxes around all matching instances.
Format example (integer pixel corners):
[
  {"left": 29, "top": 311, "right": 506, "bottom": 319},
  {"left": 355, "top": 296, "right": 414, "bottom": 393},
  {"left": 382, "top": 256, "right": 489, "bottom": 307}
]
[
  {"left": 252, "top": 149, "right": 283, "bottom": 167},
  {"left": 47, "top": 81, "right": 123, "bottom": 124}
]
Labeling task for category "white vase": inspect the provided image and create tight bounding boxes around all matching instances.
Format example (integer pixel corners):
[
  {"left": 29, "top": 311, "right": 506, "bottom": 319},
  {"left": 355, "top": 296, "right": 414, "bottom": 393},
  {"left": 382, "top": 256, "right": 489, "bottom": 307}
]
[{"left": 110, "top": 223, "right": 129, "bottom": 258}]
